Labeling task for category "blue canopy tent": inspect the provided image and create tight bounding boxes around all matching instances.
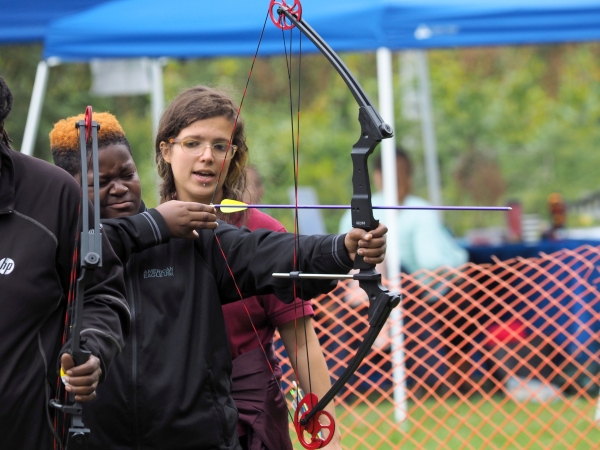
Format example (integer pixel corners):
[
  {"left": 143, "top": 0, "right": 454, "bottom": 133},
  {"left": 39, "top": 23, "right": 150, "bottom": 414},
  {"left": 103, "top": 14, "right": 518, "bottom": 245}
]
[
  {"left": 35, "top": 0, "right": 600, "bottom": 193},
  {"left": 0, "top": 0, "right": 115, "bottom": 156},
  {"left": 42, "top": 0, "right": 600, "bottom": 58},
  {"left": 0, "top": 0, "right": 112, "bottom": 44}
]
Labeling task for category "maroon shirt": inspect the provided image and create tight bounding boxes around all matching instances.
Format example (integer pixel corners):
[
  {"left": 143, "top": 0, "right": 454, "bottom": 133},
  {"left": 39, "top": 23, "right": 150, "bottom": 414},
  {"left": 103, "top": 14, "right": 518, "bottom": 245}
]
[{"left": 223, "top": 209, "right": 314, "bottom": 360}]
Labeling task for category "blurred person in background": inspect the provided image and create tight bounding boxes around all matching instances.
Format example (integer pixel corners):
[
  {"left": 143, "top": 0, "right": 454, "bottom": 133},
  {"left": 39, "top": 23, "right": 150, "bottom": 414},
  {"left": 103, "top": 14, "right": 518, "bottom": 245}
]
[
  {"left": 338, "top": 147, "right": 467, "bottom": 273},
  {"left": 338, "top": 147, "right": 467, "bottom": 394}
]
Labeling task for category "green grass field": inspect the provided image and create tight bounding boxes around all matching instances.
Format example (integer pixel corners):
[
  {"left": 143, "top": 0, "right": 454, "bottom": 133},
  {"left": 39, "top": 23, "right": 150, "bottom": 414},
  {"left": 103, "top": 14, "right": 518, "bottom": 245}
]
[{"left": 293, "top": 396, "right": 600, "bottom": 449}]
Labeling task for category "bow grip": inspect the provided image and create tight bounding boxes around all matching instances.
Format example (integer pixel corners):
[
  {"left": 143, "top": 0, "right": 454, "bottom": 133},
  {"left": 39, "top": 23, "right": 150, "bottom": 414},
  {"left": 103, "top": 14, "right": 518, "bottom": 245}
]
[{"left": 350, "top": 106, "right": 390, "bottom": 270}]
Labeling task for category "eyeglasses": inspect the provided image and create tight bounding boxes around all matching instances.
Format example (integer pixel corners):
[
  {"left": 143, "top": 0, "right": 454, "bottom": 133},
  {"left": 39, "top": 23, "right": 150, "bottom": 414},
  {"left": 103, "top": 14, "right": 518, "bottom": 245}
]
[{"left": 168, "top": 138, "right": 238, "bottom": 160}]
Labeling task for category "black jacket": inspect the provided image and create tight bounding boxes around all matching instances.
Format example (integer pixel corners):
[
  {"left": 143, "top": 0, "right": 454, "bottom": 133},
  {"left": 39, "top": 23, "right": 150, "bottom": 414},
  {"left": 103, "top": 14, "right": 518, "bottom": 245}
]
[
  {"left": 86, "top": 211, "right": 353, "bottom": 450},
  {"left": 0, "top": 144, "right": 129, "bottom": 449}
]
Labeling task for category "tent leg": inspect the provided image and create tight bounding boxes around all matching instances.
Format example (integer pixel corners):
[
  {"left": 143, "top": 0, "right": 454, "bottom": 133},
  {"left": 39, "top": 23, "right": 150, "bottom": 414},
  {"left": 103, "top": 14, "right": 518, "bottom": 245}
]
[
  {"left": 150, "top": 58, "right": 165, "bottom": 140},
  {"left": 377, "top": 47, "right": 407, "bottom": 424},
  {"left": 21, "top": 60, "right": 51, "bottom": 155},
  {"left": 416, "top": 50, "right": 443, "bottom": 207}
]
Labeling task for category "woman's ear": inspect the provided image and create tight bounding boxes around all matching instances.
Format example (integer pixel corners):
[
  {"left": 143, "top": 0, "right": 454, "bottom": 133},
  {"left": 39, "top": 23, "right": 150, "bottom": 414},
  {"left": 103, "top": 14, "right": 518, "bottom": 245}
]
[{"left": 160, "top": 142, "right": 171, "bottom": 164}]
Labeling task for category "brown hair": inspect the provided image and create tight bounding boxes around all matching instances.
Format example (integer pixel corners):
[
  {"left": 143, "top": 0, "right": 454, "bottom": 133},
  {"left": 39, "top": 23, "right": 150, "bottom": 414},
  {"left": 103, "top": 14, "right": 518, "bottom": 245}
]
[
  {"left": 155, "top": 86, "right": 249, "bottom": 223},
  {"left": 50, "top": 112, "right": 130, "bottom": 176}
]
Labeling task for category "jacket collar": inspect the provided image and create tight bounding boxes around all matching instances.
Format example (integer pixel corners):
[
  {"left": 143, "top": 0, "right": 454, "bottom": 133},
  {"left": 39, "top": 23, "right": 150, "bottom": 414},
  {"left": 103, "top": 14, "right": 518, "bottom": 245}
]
[{"left": 0, "top": 142, "right": 15, "bottom": 214}]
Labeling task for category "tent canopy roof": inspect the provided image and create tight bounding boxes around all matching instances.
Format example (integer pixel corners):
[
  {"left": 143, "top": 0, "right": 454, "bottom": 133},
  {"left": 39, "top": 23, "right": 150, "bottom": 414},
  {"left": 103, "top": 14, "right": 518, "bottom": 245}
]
[
  {"left": 43, "top": 0, "right": 600, "bottom": 60},
  {"left": 0, "top": 0, "right": 112, "bottom": 44}
]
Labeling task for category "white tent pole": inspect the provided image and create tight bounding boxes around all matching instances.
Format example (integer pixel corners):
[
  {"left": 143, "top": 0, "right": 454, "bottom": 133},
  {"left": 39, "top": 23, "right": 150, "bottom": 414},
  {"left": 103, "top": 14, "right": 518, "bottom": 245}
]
[
  {"left": 416, "top": 50, "right": 442, "bottom": 207},
  {"left": 150, "top": 58, "right": 165, "bottom": 140},
  {"left": 376, "top": 46, "right": 407, "bottom": 423},
  {"left": 21, "top": 60, "right": 52, "bottom": 155}
]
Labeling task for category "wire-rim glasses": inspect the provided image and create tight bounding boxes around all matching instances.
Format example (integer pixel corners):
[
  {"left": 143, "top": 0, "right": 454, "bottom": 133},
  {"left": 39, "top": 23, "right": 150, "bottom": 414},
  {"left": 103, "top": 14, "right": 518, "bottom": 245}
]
[{"left": 169, "top": 138, "right": 238, "bottom": 160}]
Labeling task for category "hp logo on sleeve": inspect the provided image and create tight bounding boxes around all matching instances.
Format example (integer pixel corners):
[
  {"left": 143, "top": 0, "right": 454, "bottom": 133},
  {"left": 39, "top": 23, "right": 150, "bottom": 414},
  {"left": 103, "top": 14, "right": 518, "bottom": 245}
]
[{"left": 0, "top": 258, "right": 15, "bottom": 275}]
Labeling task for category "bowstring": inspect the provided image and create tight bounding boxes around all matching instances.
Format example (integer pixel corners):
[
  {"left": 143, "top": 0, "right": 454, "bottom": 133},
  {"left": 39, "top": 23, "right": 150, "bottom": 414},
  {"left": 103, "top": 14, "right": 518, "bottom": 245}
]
[
  {"left": 207, "top": 6, "right": 295, "bottom": 426},
  {"left": 280, "top": 21, "right": 315, "bottom": 418},
  {"left": 53, "top": 241, "right": 77, "bottom": 450}
]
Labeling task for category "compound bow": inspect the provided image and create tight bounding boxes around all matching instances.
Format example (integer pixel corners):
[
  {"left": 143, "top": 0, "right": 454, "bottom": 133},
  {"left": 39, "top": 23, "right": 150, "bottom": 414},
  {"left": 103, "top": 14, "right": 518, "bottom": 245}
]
[
  {"left": 266, "top": 2, "right": 401, "bottom": 447},
  {"left": 50, "top": 106, "right": 102, "bottom": 450}
]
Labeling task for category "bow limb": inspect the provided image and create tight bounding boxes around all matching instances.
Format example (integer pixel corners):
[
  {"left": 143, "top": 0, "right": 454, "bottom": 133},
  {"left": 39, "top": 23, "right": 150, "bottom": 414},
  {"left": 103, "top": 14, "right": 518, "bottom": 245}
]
[{"left": 273, "top": 4, "right": 401, "bottom": 431}]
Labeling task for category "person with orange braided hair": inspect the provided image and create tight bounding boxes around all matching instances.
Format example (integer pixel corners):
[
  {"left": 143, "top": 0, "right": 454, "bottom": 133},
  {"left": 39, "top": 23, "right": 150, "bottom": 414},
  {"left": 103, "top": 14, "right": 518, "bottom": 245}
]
[
  {"left": 51, "top": 112, "right": 142, "bottom": 217},
  {"left": 0, "top": 78, "right": 129, "bottom": 449}
]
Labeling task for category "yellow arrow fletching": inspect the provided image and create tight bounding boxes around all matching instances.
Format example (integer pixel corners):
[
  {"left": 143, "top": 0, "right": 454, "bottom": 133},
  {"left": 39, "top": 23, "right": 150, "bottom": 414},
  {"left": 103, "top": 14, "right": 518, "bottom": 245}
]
[{"left": 219, "top": 199, "right": 249, "bottom": 214}]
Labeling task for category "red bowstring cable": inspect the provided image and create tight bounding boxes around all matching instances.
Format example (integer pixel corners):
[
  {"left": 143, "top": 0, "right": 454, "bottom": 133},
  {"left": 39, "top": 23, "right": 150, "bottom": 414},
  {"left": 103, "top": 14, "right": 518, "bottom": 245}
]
[
  {"left": 210, "top": 9, "right": 268, "bottom": 205},
  {"left": 54, "top": 201, "right": 82, "bottom": 450}
]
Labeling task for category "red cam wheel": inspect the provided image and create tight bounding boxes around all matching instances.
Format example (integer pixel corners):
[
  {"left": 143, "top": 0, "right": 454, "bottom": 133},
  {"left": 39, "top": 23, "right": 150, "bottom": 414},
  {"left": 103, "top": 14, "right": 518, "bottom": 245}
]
[
  {"left": 293, "top": 393, "right": 335, "bottom": 449},
  {"left": 269, "top": 0, "right": 302, "bottom": 30}
]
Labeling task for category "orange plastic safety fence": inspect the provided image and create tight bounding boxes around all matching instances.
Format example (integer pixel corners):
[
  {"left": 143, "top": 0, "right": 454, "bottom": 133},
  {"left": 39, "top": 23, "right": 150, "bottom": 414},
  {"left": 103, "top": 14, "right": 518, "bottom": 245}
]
[{"left": 275, "top": 245, "right": 600, "bottom": 449}]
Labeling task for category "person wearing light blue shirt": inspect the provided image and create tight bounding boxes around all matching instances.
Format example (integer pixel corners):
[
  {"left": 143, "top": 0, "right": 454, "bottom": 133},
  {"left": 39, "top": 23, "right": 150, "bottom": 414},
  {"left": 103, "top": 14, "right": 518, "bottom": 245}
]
[{"left": 338, "top": 148, "right": 467, "bottom": 391}]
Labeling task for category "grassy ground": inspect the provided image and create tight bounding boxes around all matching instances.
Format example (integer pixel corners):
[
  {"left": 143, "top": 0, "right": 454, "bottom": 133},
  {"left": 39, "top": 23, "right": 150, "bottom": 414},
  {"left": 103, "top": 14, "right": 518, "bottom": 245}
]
[{"left": 293, "top": 396, "right": 600, "bottom": 449}]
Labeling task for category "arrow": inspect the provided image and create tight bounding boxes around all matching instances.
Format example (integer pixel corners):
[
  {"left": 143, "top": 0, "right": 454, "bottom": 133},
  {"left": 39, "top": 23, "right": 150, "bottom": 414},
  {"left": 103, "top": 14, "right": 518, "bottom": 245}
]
[{"left": 214, "top": 198, "right": 511, "bottom": 214}]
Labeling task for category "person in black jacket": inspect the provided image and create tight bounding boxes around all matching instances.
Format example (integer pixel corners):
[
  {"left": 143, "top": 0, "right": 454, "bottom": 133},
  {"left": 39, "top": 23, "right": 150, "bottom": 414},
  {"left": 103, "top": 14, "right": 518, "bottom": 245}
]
[
  {"left": 50, "top": 99, "right": 387, "bottom": 450},
  {"left": 0, "top": 79, "right": 130, "bottom": 448}
]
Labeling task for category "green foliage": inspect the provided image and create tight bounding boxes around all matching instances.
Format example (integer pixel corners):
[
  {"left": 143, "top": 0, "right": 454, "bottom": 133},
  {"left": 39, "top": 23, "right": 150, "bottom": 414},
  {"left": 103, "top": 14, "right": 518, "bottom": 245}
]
[
  {"left": 3, "top": 43, "right": 600, "bottom": 234},
  {"left": 424, "top": 44, "right": 600, "bottom": 234}
]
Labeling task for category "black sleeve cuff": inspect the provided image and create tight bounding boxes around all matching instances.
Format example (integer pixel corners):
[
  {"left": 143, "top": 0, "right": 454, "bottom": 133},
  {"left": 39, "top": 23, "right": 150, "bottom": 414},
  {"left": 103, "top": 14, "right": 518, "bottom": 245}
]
[
  {"left": 145, "top": 208, "right": 171, "bottom": 245},
  {"left": 328, "top": 234, "right": 354, "bottom": 271}
]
